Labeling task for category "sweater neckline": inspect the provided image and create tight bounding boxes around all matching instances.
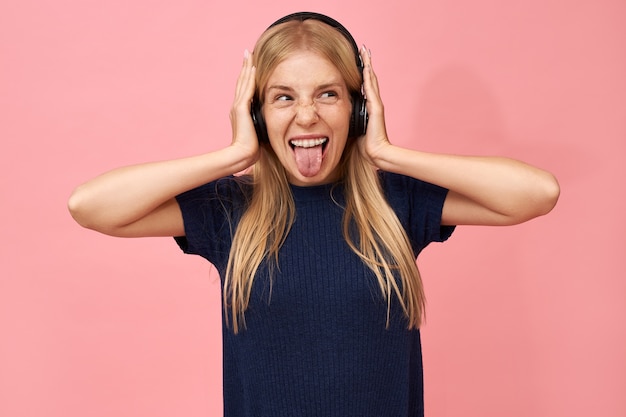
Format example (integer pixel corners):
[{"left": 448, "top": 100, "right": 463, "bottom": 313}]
[{"left": 289, "top": 182, "right": 343, "bottom": 202}]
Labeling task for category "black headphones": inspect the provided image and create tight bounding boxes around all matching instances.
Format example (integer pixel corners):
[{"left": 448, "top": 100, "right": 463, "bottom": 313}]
[{"left": 251, "top": 12, "right": 368, "bottom": 143}]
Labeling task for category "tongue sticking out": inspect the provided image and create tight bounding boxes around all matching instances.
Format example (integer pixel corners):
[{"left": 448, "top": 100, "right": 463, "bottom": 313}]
[{"left": 293, "top": 144, "right": 323, "bottom": 177}]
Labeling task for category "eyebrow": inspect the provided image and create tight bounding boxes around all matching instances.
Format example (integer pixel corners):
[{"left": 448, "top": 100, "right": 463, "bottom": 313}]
[
  {"left": 266, "top": 82, "right": 345, "bottom": 93},
  {"left": 266, "top": 85, "right": 293, "bottom": 93}
]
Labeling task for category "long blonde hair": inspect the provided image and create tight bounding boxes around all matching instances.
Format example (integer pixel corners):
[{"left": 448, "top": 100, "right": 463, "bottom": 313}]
[{"left": 224, "top": 18, "right": 425, "bottom": 332}]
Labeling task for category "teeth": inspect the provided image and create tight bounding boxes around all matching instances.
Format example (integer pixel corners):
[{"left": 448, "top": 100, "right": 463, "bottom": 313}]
[{"left": 290, "top": 138, "right": 328, "bottom": 148}]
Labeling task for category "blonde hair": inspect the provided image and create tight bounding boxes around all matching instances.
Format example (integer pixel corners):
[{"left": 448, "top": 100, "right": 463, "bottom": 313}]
[{"left": 224, "top": 18, "right": 425, "bottom": 332}]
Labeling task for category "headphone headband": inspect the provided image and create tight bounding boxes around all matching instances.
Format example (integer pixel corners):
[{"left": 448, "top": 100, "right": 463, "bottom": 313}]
[
  {"left": 267, "top": 12, "right": 362, "bottom": 71},
  {"left": 251, "top": 12, "right": 368, "bottom": 142}
]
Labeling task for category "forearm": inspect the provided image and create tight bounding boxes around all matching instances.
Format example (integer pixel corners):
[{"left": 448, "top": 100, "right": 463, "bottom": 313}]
[
  {"left": 372, "top": 144, "right": 560, "bottom": 224},
  {"left": 68, "top": 145, "right": 254, "bottom": 231}
]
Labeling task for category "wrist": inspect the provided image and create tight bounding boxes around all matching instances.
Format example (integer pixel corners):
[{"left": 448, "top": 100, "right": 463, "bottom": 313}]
[
  {"left": 367, "top": 141, "right": 398, "bottom": 171},
  {"left": 223, "top": 143, "right": 259, "bottom": 173}
]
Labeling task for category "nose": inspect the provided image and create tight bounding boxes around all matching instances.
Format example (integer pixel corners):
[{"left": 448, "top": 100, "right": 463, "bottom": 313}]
[{"left": 294, "top": 100, "right": 319, "bottom": 126}]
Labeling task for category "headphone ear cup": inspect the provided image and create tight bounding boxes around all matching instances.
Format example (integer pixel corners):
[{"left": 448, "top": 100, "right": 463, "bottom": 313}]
[
  {"left": 251, "top": 99, "right": 269, "bottom": 143},
  {"left": 349, "top": 93, "right": 368, "bottom": 138}
]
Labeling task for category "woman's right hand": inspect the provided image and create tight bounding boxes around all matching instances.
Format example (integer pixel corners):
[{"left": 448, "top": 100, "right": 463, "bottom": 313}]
[
  {"left": 229, "top": 49, "right": 260, "bottom": 165},
  {"left": 68, "top": 51, "right": 264, "bottom": 238}
]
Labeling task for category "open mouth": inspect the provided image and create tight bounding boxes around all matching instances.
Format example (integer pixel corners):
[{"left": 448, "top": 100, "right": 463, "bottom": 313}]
[
  {"left": 289, "top": 137, "right": 328, "bottom": 151},
  {"left": 289, "top": 137, "right": 328, "bottom": 177}
]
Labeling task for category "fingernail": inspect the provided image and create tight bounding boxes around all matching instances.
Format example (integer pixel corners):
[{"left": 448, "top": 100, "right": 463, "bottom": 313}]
[{"left": 244, "top": 49, "right": 250, "bottom": 59}]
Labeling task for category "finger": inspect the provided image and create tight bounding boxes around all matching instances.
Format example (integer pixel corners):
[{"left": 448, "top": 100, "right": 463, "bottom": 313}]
[
  {"left": 360, "top": 46, "right": 380, "bottom": 96},
  {"left": 360, "top": 46, "right": 373, "bottom": 75},
  {"left": 234, "top": 50, "right": 254, "bottom": 100},
  {"left": 360, "top": 46, "right": 385, "bottom": 121},
  {"left": 240, "top": 60, "right": 256, "bottom": 105}
]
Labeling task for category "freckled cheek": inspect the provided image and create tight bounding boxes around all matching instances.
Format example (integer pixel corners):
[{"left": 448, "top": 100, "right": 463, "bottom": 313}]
[
  {"left": 319, "top": 107, "right": 351, "bottom": 131},
  {"left": 264, "top": 111, "right": 292, "bottom": 143}
]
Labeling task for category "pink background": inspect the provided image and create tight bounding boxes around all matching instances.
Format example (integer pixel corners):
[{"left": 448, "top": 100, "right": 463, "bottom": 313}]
[{"left": 1, "top": 0, "right": 624, "bottom": 416}]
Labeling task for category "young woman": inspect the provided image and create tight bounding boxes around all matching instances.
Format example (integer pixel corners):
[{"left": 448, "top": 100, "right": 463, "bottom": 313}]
[{"left": 68, "top": 12, "right": 559, "bottom": 417}]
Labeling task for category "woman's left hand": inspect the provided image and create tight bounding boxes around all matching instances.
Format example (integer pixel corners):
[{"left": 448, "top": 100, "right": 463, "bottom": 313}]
[
  {"left": 356, "top": 46, "right": 559, "bottom": 226},
  {"left": 358, "top": 46, "right": 392, "bottom": 167}
]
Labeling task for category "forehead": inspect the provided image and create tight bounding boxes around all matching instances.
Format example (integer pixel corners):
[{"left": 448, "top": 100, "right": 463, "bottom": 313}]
[{"left": 265, "top": 50, "right": 346, "bottom": 91}]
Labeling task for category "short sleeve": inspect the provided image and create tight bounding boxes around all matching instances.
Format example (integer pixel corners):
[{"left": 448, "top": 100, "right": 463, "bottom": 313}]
[
  {"left": 380, "top": 171, "right": 455, "bottom": 255},
  {"left": 173, "top": 177, "right": 250, "bottom": 271}
]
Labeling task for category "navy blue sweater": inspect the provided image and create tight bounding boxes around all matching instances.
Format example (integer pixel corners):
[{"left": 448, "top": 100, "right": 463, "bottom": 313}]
[{"left": 175, "top": 172, "right": 454, "bottom": 416}]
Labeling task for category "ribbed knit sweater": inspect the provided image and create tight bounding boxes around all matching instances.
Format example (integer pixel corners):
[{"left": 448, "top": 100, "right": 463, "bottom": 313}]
[{"left": 174, "top": 171, "right": 454, "bottom": 417}]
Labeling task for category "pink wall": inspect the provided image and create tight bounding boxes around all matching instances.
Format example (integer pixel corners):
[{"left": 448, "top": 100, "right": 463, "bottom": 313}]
[{"left": 1, "top": 1, "right": 624, "bottom": 416}]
